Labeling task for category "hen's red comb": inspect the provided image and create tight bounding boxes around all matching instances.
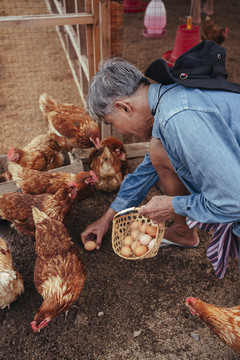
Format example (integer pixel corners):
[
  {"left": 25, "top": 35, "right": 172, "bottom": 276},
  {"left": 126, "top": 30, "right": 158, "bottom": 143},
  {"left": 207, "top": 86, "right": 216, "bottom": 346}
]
[{"left": 7, "top": 145, "right": 14, "bottom": 158}]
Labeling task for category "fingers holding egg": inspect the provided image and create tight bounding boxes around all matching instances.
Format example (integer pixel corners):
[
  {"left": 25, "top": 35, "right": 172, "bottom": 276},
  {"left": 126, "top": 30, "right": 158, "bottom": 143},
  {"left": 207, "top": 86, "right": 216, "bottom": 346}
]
[{"left": 84, "top": 240, "right": 97, "bottom": 251}]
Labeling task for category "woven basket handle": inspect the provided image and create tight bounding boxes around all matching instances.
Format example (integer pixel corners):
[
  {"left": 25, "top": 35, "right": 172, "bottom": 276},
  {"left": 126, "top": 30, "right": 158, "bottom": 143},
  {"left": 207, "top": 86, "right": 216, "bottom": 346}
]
[{"left": 113, "top": 206, "right": 141, "bottom": 220}]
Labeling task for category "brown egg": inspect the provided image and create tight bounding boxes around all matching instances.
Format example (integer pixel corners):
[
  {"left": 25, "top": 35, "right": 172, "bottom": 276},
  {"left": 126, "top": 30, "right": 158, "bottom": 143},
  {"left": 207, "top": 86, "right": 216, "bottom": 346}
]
[
  {"left": 120, "top": 245, "right": 132, "bottom": 257},
  {"left": 130, "top": 220, "right": 141, "bottom": 231},
  {"left": 84, "top": 241, "right": 97, "bottom": 251},
  {"left": 140, "top": 222, "right": 149, "bottom": 233},
  {"left": 146, "top": 225, "right": 157, "bottom": 237},
  {"left": 131, "top": 229, "right": 140, "bottom": 240},
  {"left": 123, "top": 235, "right": 134, "bottom": 246},
  {"left": 134, "top": 245, "right": 148, "bottom": 257},
  {"left": 131, "top": 240, "right": 140, "bottom": 251}
]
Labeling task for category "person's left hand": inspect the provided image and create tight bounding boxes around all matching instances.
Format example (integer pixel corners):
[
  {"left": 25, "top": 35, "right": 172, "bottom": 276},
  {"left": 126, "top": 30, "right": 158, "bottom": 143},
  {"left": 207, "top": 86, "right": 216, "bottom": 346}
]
[{"left": 138, "top": 195, "right": 175, "bottom": 223}]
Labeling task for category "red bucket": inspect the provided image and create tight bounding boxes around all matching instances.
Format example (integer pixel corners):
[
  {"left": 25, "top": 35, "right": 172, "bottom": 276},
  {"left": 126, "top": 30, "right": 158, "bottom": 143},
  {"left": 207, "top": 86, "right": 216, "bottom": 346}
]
[
  {"left": 124, "top": 0, "right": 147, "bottom": 13},
  {"left": 162, "top": 24, "right": 200, "bottom": 67}
]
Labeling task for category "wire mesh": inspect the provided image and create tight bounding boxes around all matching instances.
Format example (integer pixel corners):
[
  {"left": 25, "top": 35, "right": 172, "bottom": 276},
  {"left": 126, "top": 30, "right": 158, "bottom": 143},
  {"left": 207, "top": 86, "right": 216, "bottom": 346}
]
[{"left": 0, "top": 0, "right": 87, "bottom": 155}]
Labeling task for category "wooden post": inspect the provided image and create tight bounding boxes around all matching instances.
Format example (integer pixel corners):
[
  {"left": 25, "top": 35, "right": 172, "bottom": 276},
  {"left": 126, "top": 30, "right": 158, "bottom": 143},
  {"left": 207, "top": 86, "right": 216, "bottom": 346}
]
[
  {"left": 100, "top": 0, "right": 111, "bottom": 60},
  {"left": 92, "top": 0, "right": 101, "bottom": 74},
  {"left": 110, "top": 1, "right": 124, "bottom": 57}
]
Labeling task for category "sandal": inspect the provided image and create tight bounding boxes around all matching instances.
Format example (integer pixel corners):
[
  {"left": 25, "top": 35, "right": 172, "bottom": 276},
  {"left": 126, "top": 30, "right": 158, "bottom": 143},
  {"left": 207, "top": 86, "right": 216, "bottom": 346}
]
[{"left": 160, "top": 238, "right": 200, "bottom": 248}]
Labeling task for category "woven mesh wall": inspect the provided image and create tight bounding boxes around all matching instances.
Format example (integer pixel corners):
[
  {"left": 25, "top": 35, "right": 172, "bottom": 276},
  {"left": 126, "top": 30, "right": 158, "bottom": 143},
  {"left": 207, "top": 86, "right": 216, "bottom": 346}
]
[{"left": 0, "top": 0, "right": 87, "bottom": 154}]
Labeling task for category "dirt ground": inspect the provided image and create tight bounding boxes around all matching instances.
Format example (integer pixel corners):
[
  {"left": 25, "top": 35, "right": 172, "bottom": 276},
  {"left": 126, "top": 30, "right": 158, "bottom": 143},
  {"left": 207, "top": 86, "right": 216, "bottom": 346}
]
[{"left": 0, "top": 0, "right": 240, "bottom": 359}]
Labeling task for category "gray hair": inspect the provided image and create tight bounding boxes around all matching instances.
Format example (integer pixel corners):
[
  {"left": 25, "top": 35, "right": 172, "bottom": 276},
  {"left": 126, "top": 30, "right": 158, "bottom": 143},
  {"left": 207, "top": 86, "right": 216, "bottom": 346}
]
[{"left": 86, "top": 58, "right": 150, "bottom": 122}]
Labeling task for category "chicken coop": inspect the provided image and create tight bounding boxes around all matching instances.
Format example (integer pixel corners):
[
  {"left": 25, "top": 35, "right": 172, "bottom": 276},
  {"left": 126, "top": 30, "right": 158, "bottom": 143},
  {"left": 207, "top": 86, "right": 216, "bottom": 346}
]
[
  {"left": 1, "top": 0, "right": 236, "bottom": 192},
  {"left": 0, "top": 0, "right": 124, "bottom": 155}
]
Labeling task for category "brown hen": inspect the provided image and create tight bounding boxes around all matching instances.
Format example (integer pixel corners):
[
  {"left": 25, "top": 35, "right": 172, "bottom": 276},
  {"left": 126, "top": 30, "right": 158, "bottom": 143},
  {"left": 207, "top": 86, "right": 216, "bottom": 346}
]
[
  {"left": 0, "top": 237, "right": 24, "bottom": 309},
  {"left": 31, "top": 207, "right": 86, "bottom": 333},
  {"left": 88, "top": 137, "right": 129, "bottom": 192},
  {"left": 0, "top": 183, "right": 78, "bottom": 237},
  {"left": 186, "top": 297, "right": 240, "bottom": 355},
  {"left": 8, "top": 133, "right": 69, "bottom": 171},
  {"left": 0, "top": 132, "right": 68, "bottom": 182},
  {"left": 39, "top": 93, "right": 100, "bottom": 149},
  {"left": 8, "top": 162, "right": 99, "bottom": 203},
  {"left": 201, "top": 16, "right": 228, "bottom": 44}
]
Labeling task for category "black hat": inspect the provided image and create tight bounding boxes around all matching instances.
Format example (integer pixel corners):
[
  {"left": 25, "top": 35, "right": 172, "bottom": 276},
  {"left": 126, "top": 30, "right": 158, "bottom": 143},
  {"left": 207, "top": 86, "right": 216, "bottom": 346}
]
[{"left": 145, "top": 40, "right": 240, "bottom": 93}]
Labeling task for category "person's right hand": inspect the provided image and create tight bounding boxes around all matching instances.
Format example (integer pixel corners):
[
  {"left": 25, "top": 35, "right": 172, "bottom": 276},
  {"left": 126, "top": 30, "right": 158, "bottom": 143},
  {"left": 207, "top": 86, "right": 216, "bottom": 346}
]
[{"left": 81, "top": 208, "right": 116, "bottom": 250}]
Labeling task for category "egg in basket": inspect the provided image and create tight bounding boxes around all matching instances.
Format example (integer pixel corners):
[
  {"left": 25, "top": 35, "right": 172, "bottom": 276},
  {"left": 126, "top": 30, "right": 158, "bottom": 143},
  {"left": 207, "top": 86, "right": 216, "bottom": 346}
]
[{"left": 112, "top": 207, "right": 165, "bottom": 260}]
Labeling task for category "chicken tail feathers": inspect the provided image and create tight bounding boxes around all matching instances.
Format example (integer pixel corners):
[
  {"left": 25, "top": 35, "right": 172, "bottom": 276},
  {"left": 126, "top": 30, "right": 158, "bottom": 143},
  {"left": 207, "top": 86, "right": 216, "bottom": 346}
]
[
  {"left": 39, "top": 93, "right": 56, "bottom": 115},
  {"left": 0, "top": 270, "right": 16, "bottom": 293},
  {"left": 8, "top": 162, "right": 23, "bottom": 181}
]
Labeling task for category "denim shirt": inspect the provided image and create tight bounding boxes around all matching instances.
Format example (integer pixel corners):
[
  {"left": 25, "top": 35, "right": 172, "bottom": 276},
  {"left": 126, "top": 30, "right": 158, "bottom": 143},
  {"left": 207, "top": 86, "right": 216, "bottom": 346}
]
[{"left": 111, "top": 83, "right": 240, "bottom": 236}]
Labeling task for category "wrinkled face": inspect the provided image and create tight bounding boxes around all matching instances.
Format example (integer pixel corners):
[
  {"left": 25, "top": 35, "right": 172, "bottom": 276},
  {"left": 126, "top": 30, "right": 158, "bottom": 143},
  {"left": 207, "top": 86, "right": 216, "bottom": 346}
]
[{"left": 104, "top": 110, "right": 153, "bottom": 141}]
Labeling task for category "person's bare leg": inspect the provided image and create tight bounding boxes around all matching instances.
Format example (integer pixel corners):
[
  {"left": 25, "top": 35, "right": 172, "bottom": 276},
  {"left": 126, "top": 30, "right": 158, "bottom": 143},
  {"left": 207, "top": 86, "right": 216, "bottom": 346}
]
[
  {"left": 149, "top": 138, "right": 199, "bottom": 246},
  {"left": 192, "top": 0, "right": 201, "bottom": 24},
  {"left": 202, "top": 0, "right": 214, "bottom": 15}
]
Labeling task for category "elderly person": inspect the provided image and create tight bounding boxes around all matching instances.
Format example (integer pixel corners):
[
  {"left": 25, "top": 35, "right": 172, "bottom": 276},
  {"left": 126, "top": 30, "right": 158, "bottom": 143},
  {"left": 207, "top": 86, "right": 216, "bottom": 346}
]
[{"left": 81, "top": 40, "right": 240, "bottom": 278}]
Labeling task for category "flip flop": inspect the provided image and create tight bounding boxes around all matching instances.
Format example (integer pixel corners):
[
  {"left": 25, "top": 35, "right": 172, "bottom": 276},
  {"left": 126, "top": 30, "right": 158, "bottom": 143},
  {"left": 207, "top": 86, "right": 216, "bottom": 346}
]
[{"left": 160, "top": 238, "right": 200, "bottom": 248}]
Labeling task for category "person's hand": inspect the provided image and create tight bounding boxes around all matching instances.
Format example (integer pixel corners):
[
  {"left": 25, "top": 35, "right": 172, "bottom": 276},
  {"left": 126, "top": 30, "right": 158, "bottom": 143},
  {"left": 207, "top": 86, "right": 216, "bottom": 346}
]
[
  {"left": 138, "top": 195, "right": 175, "bottom": 223},
  {"left": 81, "top": 208, "right": 116, "bottom": 250}
]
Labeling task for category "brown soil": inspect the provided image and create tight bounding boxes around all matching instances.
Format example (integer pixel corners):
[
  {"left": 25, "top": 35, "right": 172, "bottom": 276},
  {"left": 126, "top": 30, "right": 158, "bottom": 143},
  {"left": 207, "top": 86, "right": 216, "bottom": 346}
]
[{"left": 0, "top": 1, "right": 240, "bottom": 359}]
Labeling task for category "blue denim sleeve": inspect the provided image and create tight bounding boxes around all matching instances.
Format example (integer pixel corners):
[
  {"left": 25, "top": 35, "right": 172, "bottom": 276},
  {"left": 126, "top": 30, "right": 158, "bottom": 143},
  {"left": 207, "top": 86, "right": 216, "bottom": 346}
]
[
  {"left": 110, "top": 152, "right": 159, "bottom": 212},
  {"left": 168, "top": 110, "right": 240, "bottom": 224}
]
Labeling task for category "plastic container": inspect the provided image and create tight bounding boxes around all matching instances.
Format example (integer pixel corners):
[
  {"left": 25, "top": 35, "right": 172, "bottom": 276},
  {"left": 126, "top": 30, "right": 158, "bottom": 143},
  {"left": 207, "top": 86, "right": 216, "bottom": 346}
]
[
  {"left": 124, "top": 0, "right": 147, "bottom": 13},
  {"left": 162, "top": 24, "right": 200, "bottom": 66},
  {"left": 143, "top": 0, "right": 167, "bottom": 39}
]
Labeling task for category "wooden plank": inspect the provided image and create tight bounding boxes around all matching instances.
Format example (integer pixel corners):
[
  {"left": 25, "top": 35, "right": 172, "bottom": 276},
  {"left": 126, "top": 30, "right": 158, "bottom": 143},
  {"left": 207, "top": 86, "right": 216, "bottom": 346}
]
[
  {"left": 0, "top": 161, "right": 84, "bottom": 194},
  {"left": 0, "top": 181, "right": 18, "bottom": 194},
  {"left": 0, "top": 13, "right": 94, "bottom": 28},
  {"left": 101, "top": 123, "right": 112, "bottom": 139},
  {"left": 124, "top": 142, "right": 149, "bottom": 158}
]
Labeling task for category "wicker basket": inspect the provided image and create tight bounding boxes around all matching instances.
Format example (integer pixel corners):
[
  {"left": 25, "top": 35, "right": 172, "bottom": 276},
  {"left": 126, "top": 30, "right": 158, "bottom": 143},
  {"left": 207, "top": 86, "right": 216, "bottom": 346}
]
[{"left": 112, "top": 207, "right": 165, "bottom": 260}]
